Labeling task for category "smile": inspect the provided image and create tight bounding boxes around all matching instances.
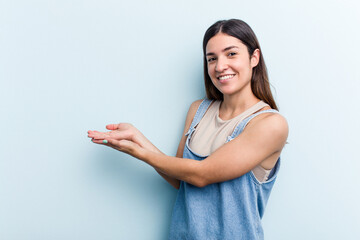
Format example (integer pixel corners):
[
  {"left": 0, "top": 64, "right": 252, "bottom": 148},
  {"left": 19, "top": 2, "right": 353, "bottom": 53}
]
[{"left": 217, "top": 74, "right": 235, "bottom": 81}]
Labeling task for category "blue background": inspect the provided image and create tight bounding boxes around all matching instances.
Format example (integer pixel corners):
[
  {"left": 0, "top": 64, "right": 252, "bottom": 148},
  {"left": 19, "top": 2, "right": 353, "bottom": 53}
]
[{"left": 1, "top": 0, "right": 360, "bottom": 239}]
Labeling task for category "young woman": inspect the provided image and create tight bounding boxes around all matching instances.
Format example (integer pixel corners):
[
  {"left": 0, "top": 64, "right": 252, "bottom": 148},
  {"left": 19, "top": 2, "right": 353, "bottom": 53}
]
[{"left": 88, "top": 19, "right": 288, "bottom": 240}]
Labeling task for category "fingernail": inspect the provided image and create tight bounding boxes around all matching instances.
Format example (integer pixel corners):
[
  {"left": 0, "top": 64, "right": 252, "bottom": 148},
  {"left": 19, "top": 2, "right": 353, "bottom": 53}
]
[{"left": 103, "top": 140, "right": 108, "bottom": 144}]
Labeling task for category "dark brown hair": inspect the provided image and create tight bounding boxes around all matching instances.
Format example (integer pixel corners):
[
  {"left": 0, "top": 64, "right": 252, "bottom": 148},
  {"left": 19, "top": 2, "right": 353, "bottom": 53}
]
[{"left": 203, "top": 19, "right": 278, "bottom": 110}]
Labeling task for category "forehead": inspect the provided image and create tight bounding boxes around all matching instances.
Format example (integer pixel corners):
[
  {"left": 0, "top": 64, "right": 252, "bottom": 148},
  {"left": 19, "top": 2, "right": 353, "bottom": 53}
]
[{"left": 206, "top": 33, "right": 246, "bottom": 53}]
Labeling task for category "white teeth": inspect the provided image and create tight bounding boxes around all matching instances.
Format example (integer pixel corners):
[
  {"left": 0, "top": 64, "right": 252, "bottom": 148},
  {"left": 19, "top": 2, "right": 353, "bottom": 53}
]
[{"left": 218, "top": 75, "right": 235, "bottom": 80}]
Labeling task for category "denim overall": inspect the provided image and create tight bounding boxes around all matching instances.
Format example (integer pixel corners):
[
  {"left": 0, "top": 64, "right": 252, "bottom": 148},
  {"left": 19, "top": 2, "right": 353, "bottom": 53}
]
[{"left": 169, "top": 99, "right": 281, "bottom": 240}]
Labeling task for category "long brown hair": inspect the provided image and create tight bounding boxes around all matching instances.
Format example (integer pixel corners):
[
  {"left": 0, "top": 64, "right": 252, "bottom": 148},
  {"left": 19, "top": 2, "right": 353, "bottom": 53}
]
[{"left": 203, "top": 19, "right": 278, "bottom": 110}]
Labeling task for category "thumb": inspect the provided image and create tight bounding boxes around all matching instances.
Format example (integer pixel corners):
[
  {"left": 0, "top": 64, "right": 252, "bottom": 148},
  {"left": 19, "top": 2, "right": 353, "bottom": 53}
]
[{"left": 106, "top": 124, "right": 120, "bottom": 130}]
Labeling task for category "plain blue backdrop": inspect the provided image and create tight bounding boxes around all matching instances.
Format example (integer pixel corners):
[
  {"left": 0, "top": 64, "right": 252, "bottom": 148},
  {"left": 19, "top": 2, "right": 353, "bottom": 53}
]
[{"left": 1, "top": 0, "right": 360, "bottom": 239}]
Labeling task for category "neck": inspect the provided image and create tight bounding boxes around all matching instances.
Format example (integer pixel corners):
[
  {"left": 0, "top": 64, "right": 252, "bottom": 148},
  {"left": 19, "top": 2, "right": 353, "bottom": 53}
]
[{"left": 220, "top": 85, "right": 260, "bottom": 119}]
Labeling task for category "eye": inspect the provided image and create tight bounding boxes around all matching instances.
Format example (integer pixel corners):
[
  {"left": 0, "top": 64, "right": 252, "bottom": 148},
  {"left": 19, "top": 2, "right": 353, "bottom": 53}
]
[
  {"left": 228, "top": 52, "right": 237, "bottom": 57},
  {"left": 207, "top": 57, "right": 216, "bottom": 62}
]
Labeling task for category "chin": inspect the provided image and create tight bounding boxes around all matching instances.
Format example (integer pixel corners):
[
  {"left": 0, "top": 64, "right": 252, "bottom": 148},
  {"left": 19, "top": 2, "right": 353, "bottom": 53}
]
[{"left": 217, "top": 86, "right": 238, "bottom": 96}]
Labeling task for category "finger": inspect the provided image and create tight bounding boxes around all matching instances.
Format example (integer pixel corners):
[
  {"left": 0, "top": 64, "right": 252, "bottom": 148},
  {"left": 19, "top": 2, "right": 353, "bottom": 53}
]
[
  {"left": 98, "top": 138, "right": 125, "bottom": 152},
  {"left": 106, "top": 123, "right": 132, "bottom": 131},
  {"left": 106, "top": 124, "right": 120, "bottom": 130},
  {"left": 88, "top": 130, "right": 105, "bottom": 135},
  {"left": 88, "top": 133, "right": 106, "bottom": 140},
  {"left": 87, "top": 130, "right": 99, "bottom": 137},
  {"left": 88, "top": 130, "right": 104, "bottom": 133},
  {"left": 105, "top": 138, "right": 133, "bottom": 151},
  {"left": 89, "top": 129, "right": 132, "bottom": 142},
  {"left": 91, "top": 138, "right": 108, "bottom": 144},
  {"left": 87, "top": 130, "right": 97, "bottom": 137},
  {"left": 91, "top": 138, "right": 102, "bottom": 144},
  {"left": 88, "top": 131, "right": 110, "bottom": 140}
]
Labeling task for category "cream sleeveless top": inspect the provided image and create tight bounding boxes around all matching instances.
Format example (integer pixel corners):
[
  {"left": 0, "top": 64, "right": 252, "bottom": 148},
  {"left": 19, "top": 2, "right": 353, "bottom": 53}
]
[{"left": 189, "top": 100, "right": 273, "bottom": 182}]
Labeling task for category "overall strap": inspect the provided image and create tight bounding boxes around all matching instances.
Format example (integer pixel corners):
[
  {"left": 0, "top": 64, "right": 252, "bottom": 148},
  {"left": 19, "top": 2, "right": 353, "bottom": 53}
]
[
  {"left": 226, "top": 109, "right": 279, "bottom": 142},
  {"left": 185, "top": 99, "right": 213, "bottom": 136}
]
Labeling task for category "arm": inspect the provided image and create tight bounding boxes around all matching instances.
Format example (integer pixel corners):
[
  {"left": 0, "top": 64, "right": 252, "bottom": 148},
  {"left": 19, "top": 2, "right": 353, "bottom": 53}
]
[{"left": 92, "top": 111, "right": 288, "bottom": 188}]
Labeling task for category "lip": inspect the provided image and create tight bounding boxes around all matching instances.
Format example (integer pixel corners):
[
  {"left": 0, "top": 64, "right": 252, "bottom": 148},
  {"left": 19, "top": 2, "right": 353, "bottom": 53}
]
[{"left": 217, "top": 74, "right": 235, "bottom": 83}]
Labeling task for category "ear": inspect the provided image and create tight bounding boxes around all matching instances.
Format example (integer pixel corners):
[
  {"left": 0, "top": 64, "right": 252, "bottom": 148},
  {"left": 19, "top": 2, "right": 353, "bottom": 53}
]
[{"left": 250, "top": 49, "right": 260, "bottom": 68}]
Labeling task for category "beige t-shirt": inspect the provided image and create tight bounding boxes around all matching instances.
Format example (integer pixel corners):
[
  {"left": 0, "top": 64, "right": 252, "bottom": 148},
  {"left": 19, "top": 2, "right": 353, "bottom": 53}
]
[{"left": 188, "top": 100, "right": 272, "bottom": 183}]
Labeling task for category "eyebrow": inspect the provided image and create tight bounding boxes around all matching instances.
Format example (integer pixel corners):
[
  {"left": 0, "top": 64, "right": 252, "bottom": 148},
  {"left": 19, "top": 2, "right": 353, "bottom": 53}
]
[{"left": 206, "top": 46, "right": 239, "bottom": 56}]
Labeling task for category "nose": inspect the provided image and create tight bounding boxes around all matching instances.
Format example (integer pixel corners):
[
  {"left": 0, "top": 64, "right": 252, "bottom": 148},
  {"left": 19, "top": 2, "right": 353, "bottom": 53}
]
[{"left": 215, "top": 56, "right": 228, "bottom": 73}]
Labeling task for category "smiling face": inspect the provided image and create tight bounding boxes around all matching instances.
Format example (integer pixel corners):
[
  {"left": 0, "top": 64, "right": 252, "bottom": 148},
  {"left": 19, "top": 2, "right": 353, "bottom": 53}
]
[{"left": 205, "top": 33, "right": 259, "bottom": 98}]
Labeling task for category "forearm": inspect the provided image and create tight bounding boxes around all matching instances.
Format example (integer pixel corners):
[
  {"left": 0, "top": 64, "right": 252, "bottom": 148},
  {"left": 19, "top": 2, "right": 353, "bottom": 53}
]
[
  {"left": 155, "top": 169, "right": 180, "bottom": 189},
  {"left": 141, "top": 150, "right": 205, "bottom": 188},
  {"left": 141, "top": 141, "right": 181, "bottom": 189}
]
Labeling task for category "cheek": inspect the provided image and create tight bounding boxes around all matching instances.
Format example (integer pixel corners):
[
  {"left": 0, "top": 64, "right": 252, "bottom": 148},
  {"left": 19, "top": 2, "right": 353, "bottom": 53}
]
[{"left": 237, "top": 62, "right": 252, "bottom": 76}]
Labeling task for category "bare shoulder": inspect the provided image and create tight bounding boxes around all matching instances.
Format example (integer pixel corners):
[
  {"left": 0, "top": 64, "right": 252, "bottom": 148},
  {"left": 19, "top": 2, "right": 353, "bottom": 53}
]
[
  {"left": 182, "top": 99, "right": 203, "bottom": 131},
  {"left": 186, "top": 99, "right": 203, "bottom": 120},
  {"left": 246, "top": 112, "right": 289, "bottom": 146},
  {"left": 257, "top": 112, "right": 288, "bottom": 130},
  {"left": 189, "top": 99, "right": 204, "bottom": 111}
]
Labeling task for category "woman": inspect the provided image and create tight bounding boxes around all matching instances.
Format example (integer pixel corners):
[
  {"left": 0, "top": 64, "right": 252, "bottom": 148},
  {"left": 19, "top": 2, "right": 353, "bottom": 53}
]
[{"left": 88, "top": 19, "right": 288, "bottom": 240}]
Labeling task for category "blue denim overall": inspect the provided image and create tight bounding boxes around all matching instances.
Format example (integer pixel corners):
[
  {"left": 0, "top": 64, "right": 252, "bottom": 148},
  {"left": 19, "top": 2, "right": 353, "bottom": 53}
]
[{"left": 169, "top": 99, "right": 281, "bottom": 240}]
